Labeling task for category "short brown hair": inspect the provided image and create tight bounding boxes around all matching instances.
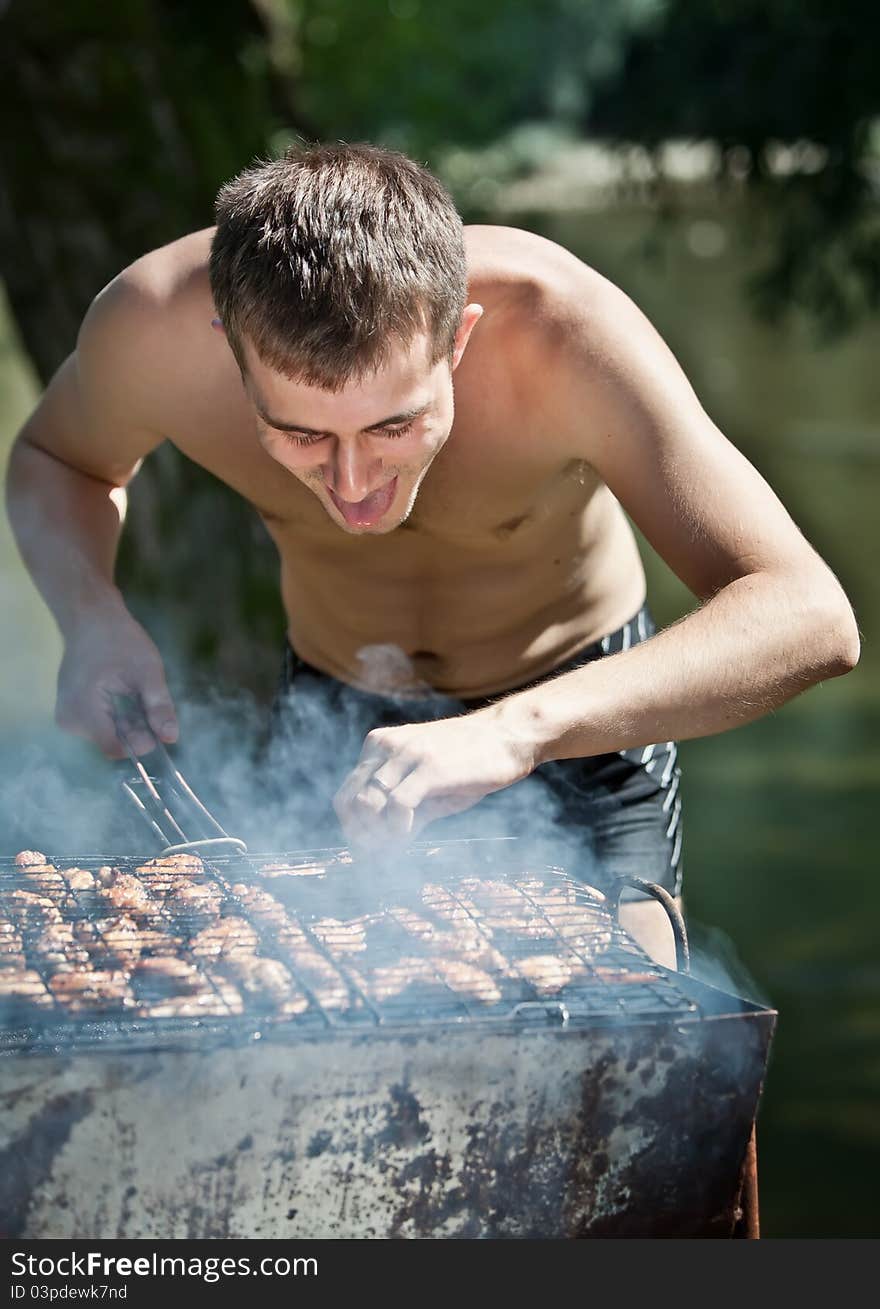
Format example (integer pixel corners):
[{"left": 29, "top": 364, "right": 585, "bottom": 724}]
[{"left": 209, "top": 141, "right": 468, "bottom": 389}]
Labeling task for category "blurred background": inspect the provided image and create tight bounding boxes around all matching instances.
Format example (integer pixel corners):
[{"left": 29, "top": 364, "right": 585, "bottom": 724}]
[{"left": 0, "top": 0, "right": 877, "bottom": 1236}]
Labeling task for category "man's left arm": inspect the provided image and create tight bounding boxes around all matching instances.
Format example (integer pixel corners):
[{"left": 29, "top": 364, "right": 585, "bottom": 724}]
[
  {"left": 493, "top": 278, "right": 860, "bottom": 765},
  {"left": 334, "top": 278, "right": 860, "bottom": 841}
]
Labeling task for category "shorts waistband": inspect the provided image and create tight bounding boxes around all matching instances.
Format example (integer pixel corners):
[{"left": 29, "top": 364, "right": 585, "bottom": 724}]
[{"left": 279, "top": 602, "right": 655, "bottom": 705}]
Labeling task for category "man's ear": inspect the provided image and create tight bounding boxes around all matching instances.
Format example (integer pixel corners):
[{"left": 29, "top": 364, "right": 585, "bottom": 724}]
[
  {"left": 211, "top": 317, "right": 225, "bottom": 334},
  {"left": 451, "top": 303, "right": 484, "bottom": 371}
]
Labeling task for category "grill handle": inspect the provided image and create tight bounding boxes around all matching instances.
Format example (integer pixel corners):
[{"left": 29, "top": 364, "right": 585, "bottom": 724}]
[
  {"left": 511, "top": 1000, "right": 570, "bottom": 1027},
  {"left": 606, "top": 876, "right": 690, "bottom": 974}
]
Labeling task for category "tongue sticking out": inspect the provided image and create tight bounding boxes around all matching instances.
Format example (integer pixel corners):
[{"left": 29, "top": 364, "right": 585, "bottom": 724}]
[{"left": 329, "top": 477, "right": 398, "bottom": 528}]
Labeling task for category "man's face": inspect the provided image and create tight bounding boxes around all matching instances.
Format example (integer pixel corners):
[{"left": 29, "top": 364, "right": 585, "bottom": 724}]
[{"left": 240, "top": 308, "right": 482, "bottom": 535}]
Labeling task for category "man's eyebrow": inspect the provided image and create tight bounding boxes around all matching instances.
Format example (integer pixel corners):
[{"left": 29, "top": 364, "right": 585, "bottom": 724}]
[{"left": 257, "top": 403, "right": 430, "bottom": 435}]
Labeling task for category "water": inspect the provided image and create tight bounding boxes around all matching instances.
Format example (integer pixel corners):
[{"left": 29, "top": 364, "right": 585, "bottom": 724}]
[{"left": 1, "top": 199, "right": 878, "bottom": 1236}]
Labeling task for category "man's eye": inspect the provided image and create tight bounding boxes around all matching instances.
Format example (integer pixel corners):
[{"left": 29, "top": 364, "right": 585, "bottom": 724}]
[
  {"left": 284, "top": 432, "right": 324, "bottom": 447},
  {"left": 281, "top": 420, "right": 416, "bottom": 447}
]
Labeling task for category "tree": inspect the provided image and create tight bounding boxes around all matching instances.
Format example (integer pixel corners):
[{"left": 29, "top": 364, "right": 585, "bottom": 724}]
[{"left": 583, "top": 0, "right": 880, "bottom": 333}]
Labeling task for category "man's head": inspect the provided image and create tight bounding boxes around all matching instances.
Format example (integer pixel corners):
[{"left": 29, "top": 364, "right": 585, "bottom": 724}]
[{"left": 209, "top": 142, "right": 482, "bottom": 533}]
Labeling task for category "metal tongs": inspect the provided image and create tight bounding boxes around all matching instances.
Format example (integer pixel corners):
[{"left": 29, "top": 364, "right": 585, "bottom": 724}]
[{"left": 111, "top": 693, "right": 247, "bottom": 858}]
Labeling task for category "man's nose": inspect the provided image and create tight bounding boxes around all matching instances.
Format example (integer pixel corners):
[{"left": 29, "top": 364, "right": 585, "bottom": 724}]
[{"left": 328, "top": 440, "right": 379, "bottom": 502}]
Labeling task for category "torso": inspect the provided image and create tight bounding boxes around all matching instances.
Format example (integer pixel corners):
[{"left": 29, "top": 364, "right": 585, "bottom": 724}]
[{"left": 135, "top": 226, "right": 646, "bottom": 698}]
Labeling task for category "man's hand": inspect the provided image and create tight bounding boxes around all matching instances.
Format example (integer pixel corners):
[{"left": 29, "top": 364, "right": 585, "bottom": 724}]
[
  {"left": 333, "top": 708, "right": 535, "bottom": 847},
  {"left": 55, "top": 612, "right": 178, "bottom": 759}
]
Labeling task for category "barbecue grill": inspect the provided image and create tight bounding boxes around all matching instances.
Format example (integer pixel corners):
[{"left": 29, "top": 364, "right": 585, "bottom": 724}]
[{"left": 0, "top": 840, "right": 775, "bottom": 1239}]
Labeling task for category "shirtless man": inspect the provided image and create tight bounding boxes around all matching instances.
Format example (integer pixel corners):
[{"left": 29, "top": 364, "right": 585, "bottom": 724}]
[{"left": 5, "top": 143, "right": 860, "bottom": 966}]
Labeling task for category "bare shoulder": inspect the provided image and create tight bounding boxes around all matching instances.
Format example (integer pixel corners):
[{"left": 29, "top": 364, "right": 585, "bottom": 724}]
[
  {"left": 84, "top": 228, "right": 214, "bottom": 342},
  {"left": 464, "top": 224, "right": 645, "bottom": 366},
  {"left": 77, "top": 229, "right": 219, "bottom": 427}
]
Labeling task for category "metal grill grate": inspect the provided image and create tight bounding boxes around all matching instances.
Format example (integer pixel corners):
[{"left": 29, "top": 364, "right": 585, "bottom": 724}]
[{"left": 0, "top": 845, "right": 698, "bottom": 1054}]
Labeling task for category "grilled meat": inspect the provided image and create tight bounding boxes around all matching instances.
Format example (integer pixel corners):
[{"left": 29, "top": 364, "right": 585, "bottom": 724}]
[
  {"left": 353, "top": 955, "right": 434, "bottom": 1002},
  {"left": 165, "top": 880, "right": 223, "bottom": 929},
  {"left": 134, "top": 854, "right": 207, "bottom": 899},
  {"left": 132, "top": 956, "right": 205, "bottom": 1000},
  {"left": 98, "top": 872, "right": 159, "bottom": 917},
  {"left": 33, "top": 923, "right": 91, "bottom": 973},
  {"left": 232, "top": 883, "right": 350, "bottom": 1010},
  {"left": 516, "top": 954, "right": 579, "bottom": 994},
  {"left": 3, "top": 851, "right": 623, "bottom": 1034},
  {"left": 432, "top": 958, "right": 502, "bottom": 1005},
  {"left": 137, "top": 986, "right": 242, "bottom": 1019},
  {"left": 191, "top": 916, "right": 259, "bottom": 963},
  {"left": 49, "top": 969, "right": 134, "bottom": 1014},
  {"left": 132, "top": 956, "right": 243, "bottom": 1017},
  {"left": 5, "top": 889, "right": 63, "bottom": 933},
  {"left": 0, "top": 919, "right": 27, "bottom": 971},
  {"left": 74, "top": 914, "right": 145, "bottom": 970},
  {"left": 259, "top": 854, "right": 352, "bottom": 879},
  {"left": 217, "top": 956, "right": 300, "bottom": 1009},
  {"left": 0, "top": 967, "right": 53, "bottom": 1015},
  {"left": 61, "top": 867, "right": 98, "bottom": 893},
  {"left": 311, "top": 916, "right": 369, "bottom": 956}
]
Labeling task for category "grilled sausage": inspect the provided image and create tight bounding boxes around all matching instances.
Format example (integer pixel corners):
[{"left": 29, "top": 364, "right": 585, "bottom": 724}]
[
  {"left": 258, "top": 852, "right": 352, "bottom": 878},
  {"left": 165, "top": 881, "right": 223, "bottom": 929},
  {"left": 131, "top": 956, "right": 205, "bottom": 1000},
  {"left": 217, "top": 956, "right": 298, "bottom": 1007},
  {"left": 5, "top": 889, "right": 63, "bottom": 933},
  {"left": 136, "top": 985, "right": 242, "bottom": 1019},
  {"left": 60, "top": 867, "right": 98, "bottom": 893},
  {"left": 431, "top": 958, "right": 502, "bottom": 1005},
  {"left": 232, "top": 884, "right": 350, "bottom": 1010},
  {"left": 191, "top": 916, "right": 259, "bottom": 962},
  {"left": 134, "top": 854, "right": 206, "bottom": 898},
  {"left": 230, "top": 883, "right": 287, "bottom": 927},
  {"left": 352, "top": 955, "right": 435, "bottom": 1002},
  {"left": 49, "top": 969, "right": 134, "bottom": 1014},
  {"left": 311, "top": 916, "right": 369, "bottom": 956},
  {"left": 33, "top": 923, "right": 92, "bottom": 972},
  {"left": 98, "top": 872, "right": 158, "bottom": 917},
  {"left": 390, "top": 904, "right": 502, "bottom": 963},
  {"left": 516, "top": 954, "right": 578, "bottom": 994},
  {"left": 132, "top": 959, "right": 242, "bottom": 1017},
  {"left": 0, "top": 967, "right": 54, "bottom": 1016},
  {"left": 0, "top": 919, "right": 26, "bottom": 971},
  {"left": 74, "top": 914, "right": 144, "bottom": 970}
]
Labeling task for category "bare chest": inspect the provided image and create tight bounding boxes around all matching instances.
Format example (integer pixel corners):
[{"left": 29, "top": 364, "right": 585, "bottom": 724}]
[{"left": 166, "top": 367, "right": 600, "bottom": 569}]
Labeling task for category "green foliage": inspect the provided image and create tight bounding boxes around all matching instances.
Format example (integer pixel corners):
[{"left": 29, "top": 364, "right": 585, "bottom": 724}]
[
  {"left": 278, "top": 0, "right": 880, "bottom": 333},
  {"left": 588, "top": 0, "right": 880, "bottom": 332},
  {"left": 283, "top": 0, "right": 660, "bottom": 159}
]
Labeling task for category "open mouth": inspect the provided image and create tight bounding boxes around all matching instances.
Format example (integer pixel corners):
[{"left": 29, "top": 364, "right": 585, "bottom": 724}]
[{"left": 327, "top": 477, "right": 398, "bottom": 527}]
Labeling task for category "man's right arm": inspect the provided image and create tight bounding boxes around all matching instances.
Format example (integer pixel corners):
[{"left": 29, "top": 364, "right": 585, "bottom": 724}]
[{"left": 5, "top": 274, "right": 177, "bottom": 756}]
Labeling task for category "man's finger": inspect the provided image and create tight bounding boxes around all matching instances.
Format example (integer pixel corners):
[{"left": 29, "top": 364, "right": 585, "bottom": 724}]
[
  {"left": 353, "top": 785, "right": 388, "bottom": 820},
  {"left": 86, "top": 714, "right": 130, "bottom": 761},
  {"left": 371, "top": 755, "right": 417, "bottom": 796},
  {"left": 334, "top": 758, "right": 380, "bottom": 817},
  {"left": 94, "top": 695, "right": 153, "bottom": 758},
  {"left": 390, "top": 768, "right": 432, "bottom": 815},
  {"left": 140, "top": 681, "right": 179, "bottom": 744}
]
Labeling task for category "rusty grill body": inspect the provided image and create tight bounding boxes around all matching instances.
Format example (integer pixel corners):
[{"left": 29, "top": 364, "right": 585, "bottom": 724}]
[{"left": 0, "top": 844, "right": 775, "bottom": 1239}]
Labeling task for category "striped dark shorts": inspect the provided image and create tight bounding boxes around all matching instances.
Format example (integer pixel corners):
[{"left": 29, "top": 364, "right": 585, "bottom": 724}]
[{"left": 270, "top": 603, "right": 682, "bottom": 898}]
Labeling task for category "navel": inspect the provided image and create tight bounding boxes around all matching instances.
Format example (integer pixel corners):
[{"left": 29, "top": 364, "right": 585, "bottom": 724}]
[{"left": 493, "top": 512, "right": 530, "bottom": 539}]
